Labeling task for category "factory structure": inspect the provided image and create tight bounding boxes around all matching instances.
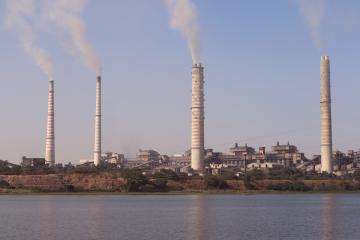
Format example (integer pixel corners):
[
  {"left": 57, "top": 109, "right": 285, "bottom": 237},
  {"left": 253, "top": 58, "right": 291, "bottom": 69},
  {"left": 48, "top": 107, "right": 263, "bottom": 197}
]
[{"left": 14, "top": 54, "right": 360, "bottom": 177}]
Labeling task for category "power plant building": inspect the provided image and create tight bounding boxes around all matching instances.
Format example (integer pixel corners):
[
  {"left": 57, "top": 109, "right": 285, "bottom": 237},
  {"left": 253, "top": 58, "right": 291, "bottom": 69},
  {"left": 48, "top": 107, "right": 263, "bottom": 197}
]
[{"left": 220, "top": 142, "right": 306, "bottom": 169}]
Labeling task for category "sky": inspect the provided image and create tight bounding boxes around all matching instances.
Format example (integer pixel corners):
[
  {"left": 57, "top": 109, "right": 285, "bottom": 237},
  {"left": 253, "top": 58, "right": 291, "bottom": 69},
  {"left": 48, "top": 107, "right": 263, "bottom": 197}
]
[{"left": 1, "top": 0, "right": 360, "bottom": 164}]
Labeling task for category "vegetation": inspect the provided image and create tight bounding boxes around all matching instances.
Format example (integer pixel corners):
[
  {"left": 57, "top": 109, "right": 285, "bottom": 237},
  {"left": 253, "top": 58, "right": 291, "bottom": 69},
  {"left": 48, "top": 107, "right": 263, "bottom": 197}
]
[
  {"left": 204, "top": 176, "right": 229, "bottom": 189},
  {"left": 266, "top": 181, "right": 311, "bottom": 192},
  {"left": 122, "top": 169, "right": 148, "bottom": 192},
  {"left": 241, "top": 168, "right": 339, "bottom": 181},
  {"left": 0, "top": 180, "right": 11, "bottom": 189},
  {"left": 243, "top": 175, "right": 258, "bottom": 190},
  {"left": 4, "top": 162, "right": 360, "bottom": 193}
]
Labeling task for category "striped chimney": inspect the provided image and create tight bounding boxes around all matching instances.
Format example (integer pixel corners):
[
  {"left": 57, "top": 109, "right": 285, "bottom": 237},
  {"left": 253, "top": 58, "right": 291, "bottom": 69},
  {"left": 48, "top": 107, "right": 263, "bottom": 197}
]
[
  {"left": 45, "top": 80, "right": 55, "bottom": 167},
  {"left": 93, "top": 76, "right": 102, "bottom": 166},
  {"left": 191, "top": 63, "right": 205, "bottom": 171},
  {"left": 320, "top": 56, "right": 333, "bottom": 173}
]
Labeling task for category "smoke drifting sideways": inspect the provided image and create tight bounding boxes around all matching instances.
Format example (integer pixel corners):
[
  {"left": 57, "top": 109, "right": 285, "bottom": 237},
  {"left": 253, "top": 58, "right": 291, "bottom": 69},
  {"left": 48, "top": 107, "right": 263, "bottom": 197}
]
[
  {"left": 164, "top": 0, "right": 200, "bottom": 64},
  {"left": 293, "top": 0, "right": 327, "bottom": 52},
  {"left": 44, "top": 0, "right": 101, "bottom": 76},
  {"left": 4, "top": 0, "right": 54, "bottom": 80}
]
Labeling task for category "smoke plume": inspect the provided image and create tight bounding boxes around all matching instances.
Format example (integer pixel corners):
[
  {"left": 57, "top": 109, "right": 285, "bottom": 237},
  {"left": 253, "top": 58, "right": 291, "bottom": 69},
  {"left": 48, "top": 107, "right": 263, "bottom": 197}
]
[
  {"left": 4, "top": 0, "right": 54, "bottom": 79},
  {"left": 294, "top": 0, "right": 327, "bottom": 50},
  {"left": 45, "top": 0, "right": 101, "bottom": 75},
  {"left": 164, "top": 0, "right": 200, "bottom": 64}
]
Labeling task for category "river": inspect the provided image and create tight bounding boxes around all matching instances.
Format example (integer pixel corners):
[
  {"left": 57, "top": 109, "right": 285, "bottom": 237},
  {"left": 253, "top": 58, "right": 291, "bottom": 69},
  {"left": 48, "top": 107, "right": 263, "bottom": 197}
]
[{"left": 0, "top": 193, "right": 359, "bottom": 240}]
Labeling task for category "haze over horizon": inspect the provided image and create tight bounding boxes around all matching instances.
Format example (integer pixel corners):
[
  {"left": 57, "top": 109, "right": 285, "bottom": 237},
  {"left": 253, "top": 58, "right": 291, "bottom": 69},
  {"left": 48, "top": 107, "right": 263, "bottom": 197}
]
[{"left": 1, "top": 0, "right": 360, "bottom": 164}]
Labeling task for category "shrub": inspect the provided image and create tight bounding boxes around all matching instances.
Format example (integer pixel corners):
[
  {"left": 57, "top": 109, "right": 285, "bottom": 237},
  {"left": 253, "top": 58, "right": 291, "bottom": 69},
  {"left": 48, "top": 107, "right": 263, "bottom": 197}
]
[
  {"left": 266, "top": 181, "right": 311, "bottom": 191},
  {"left": 244, "top": 175, "right": 257, "bottom": 190},
  {"left": 153, "top": 179, "right": 168, "bottom": 192},
  {"left": 64, "top": 184, "right": 76, "bottom": 192},
  {"left": 153, "top": 169, "right": 179, "bottom": 181},
  {"left": 122, "top": 169, "right": 148, "bottom": 192},
  {"left": 205, "top": 176, "right": 229, "bottom": 189},
  {"left": 0, "top": 180, "right": 10, "bottom": 189}
]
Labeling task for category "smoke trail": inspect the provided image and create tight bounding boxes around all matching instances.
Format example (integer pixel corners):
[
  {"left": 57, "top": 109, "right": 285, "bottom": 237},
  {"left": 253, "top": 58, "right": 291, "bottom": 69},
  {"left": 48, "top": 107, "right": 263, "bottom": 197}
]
[
  {"left": 293, "top": 0, "right": 327, "bottom": 50},
  {"left": 4, "top": 0, "right": 54, "bottom": 79},
  {"left": 164, "top": 0, "right": 200, "bottom": 64},
  {"left": 45, "top": 0, "right": 101, "bottom": 75}
]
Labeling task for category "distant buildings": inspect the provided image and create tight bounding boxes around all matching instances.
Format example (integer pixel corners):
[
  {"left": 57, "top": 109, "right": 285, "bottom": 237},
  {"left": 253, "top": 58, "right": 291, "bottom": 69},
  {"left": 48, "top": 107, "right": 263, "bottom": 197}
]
[
  {"left": 102, "top": 152, "right": 126, "bottom": 166},
  {"left": 79, "top": 152, "right": 127, "bottom": 168},
  {"left": 21, "top": 156, "right": 46, "bottom": 168},
  {"left": 16, "top": 142, "right": 360, "bottom": 176},
  {"left": 219, "top": 142, "right": 306, "bottom": 169},
  {"left": 137, "top": 149, "right": 160, "bottom": 162}
]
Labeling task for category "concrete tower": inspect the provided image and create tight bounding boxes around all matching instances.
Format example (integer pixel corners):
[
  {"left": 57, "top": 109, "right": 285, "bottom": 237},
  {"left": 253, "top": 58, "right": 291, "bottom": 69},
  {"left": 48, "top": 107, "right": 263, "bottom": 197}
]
[
  {"left": 320, "top": 56, "right": 333, "bottom": 173},
  {"left": 45, "top": 80, "right": 55, "bottom": 167},
  {"left": 191, "top": 63, "right": 205, "bottom": 171},
  {"left": 93, "top": 76, "right": 102, "bottom": 166}
]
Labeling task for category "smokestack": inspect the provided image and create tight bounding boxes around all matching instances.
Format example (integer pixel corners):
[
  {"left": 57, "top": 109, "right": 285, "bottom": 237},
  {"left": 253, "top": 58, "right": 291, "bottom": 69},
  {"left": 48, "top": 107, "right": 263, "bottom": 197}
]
[
  {"left": 93, "top": 76, "right": 102, "bottom": 166},
  {"left": 191, "top": 63, "right": 204, "bottom": 171},
  {"left": 320, "top": 56, "right": 333, "bottom": 173},
  {"left": 45, "top": 80, "right": 55, "bottom": 167}
]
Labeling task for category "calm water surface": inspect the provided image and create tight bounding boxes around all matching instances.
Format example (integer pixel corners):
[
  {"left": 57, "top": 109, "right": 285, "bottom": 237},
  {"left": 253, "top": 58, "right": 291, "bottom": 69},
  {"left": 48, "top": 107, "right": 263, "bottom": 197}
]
[{"left": 0, "top": 193, "right": 359, "bottom": 240}]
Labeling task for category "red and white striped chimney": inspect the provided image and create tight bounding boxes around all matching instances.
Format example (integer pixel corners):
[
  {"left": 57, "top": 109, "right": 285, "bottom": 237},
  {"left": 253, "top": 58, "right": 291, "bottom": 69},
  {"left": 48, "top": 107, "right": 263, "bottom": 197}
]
[
  {"left": 93, "top": 76, "right": 102, "bottom": 166},
  {"left": 45, "top": 80, "right": 55, "bottom": 166}
]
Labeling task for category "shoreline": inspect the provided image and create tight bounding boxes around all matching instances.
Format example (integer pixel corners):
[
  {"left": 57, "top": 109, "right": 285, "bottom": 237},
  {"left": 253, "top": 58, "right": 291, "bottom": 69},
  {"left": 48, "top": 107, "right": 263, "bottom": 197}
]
[{"left": 1, "top": 190, "right": 360, "bottom": 196}]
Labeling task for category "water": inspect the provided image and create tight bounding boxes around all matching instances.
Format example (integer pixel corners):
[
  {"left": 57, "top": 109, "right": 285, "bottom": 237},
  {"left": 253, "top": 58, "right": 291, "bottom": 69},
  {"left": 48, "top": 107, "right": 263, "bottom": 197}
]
[{"left": 0, "top": 194, "right": 360, "bottom": 240}]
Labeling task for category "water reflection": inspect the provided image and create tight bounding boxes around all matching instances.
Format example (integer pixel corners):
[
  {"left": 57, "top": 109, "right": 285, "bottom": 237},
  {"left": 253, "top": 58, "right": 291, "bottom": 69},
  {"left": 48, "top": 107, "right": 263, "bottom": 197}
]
[
  {"left": 88, "top": 197, "right": 105, "bottom": 239},
  {"left": 321, "top": 194, "right": 336, "bottom": 240},
  {"left": 190, "top": 195, "right": 207, "bottom": 240},
  {"left": 39, "top": 196, "right": 56, "bottom": 240}
]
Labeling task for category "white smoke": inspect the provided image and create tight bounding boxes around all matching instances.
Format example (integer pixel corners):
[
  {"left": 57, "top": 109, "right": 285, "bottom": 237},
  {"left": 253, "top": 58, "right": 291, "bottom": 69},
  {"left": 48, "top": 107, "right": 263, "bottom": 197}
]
[
  {"left": 293, "top": 0, "right": 327, "bottom": 50},
  {"left": 44, "top": 0, "right": 101, "bottom": 75},
  {"left": 164, "top": 0, "right": 200, "bottom": 64},
  {"left": 4, "top": 0, "right": 54, "bottom": 79}
]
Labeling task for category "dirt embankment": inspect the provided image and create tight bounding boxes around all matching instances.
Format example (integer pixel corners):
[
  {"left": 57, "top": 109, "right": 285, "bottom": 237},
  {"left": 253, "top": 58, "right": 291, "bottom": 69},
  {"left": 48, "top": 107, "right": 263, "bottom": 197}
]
[
  {"left": 0, "top": 173, "right": 359, "bottom": 193},
  {"left": 0, "top": 173, "right": 126, "bottom": 192},
  {"left": 168, "top": 179, "right": 360, "bottom": 192}
]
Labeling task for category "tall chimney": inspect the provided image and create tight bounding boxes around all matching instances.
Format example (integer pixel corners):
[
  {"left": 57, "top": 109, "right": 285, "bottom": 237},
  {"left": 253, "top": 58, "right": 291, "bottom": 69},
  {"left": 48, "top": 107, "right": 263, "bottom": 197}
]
[
  {"left": 320, "top": 56, "right": 333, "bottom": 173},
  {"left": 191, "top": 63, "right": 205, "bottom": 171},
  {"left": 45, "top": 80, "right": 55, "bottom": 167},
  {"left": 93, "top": 76, "right": 102, "bottom": 166}
]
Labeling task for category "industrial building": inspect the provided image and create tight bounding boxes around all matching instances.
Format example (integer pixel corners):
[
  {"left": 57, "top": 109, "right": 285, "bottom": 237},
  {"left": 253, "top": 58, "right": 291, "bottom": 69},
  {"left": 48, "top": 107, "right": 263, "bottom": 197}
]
[
  {"left": 21, "top": 156, "right": 46, "bottom": 168},
  {"left": 220, "top": 142, "right": 307, "bottom": 169},
  {"left": 137, "top": 149, "right": 161, "bottom": 162}
]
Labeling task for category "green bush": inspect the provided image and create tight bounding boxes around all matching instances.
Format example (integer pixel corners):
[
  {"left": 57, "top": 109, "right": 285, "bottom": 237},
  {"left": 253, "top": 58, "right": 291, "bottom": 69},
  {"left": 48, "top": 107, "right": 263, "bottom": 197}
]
[
  {"left": 205, "top": 176, "right": 229, "bottom": 189},
  {"left": 64, "top": 184, "right": 76, "bottom": 192},
  {"left": 244, "top": 175, "right": 257, "bottom": 190},
  {"left": 266, "top": 181, "right": 311, "bottom": 191},
  {"left": 153, "top": 169, "right": 179, "bottom": 181},
  {"left": 0, "top": 180, "right": 10, "bottom": 189},
  {"left": 122, "top": 169, "right": 148, "bottom": 192}
]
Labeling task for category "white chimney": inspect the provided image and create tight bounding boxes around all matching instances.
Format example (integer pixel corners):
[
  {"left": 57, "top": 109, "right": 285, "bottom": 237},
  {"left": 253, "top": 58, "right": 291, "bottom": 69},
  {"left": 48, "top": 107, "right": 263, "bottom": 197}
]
[
  {"left": 45, "top": 80, "right": 55, "bottom": 166},
  {"left": 320, "top": 56, "right": 333, "bottom": 173},
  {"left": 191, "top": 63, "right": 205, "bottom": 171},
  {"left": 93, "top": 76, "right": 102, "bottom": 166}
]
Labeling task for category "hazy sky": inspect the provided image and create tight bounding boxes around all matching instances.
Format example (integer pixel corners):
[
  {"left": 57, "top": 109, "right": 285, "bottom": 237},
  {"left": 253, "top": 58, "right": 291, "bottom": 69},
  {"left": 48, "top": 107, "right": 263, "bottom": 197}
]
[{"left": 1, "top": 0, "right": 360, "bottom": 164}]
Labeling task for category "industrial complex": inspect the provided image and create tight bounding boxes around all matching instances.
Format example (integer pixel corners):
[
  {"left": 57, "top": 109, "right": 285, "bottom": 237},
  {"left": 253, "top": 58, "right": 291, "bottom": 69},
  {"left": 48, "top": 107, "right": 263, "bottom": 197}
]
[{"left": 6, "top": 55, "right": 360, "bottom": 177}]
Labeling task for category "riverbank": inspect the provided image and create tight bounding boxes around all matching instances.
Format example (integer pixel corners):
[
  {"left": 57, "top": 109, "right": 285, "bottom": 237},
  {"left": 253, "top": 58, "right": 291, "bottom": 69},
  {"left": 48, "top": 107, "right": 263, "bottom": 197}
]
[{"left": 0, "top": 172, "right": 360, "bottom": 194}]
